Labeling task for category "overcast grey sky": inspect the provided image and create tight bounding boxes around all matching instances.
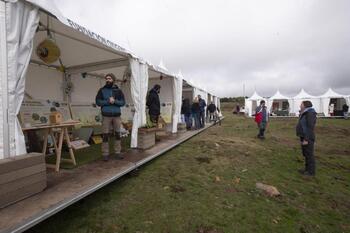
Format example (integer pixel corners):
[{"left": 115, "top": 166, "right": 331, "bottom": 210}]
[{"left": 54, "top": 0, "right": 350, "bottom": 97}]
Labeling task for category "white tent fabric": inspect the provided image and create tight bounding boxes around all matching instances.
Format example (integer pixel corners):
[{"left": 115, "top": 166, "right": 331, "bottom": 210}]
[
  {"left": 4, "top": 1, "right": 39, "bottom": 157},
  {"left": 319, "top": 88, "right": 346, "bottom": 117},
  {"left": 346, "top": 95, "right": 350, "bottom": 106},
  {"left": 245, "top": 91, "right": 264, "bottom": 116},
  {"left": 291, "top": 89, "right": 320, "bottom": 115},
  {"left": 130, "top": 59, "right": 149, "bottom": 148},
  {"left": 0, "top": 1, "right": 6, "bottom": 158},
  {"left": 267, "top": 90, "right": 292, "bottom": 113},
  {"left": 172, "top": 75, "right": 182, "bottom": 133}
]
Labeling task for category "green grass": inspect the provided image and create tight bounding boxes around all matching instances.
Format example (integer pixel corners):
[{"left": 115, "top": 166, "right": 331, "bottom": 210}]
[{"left": 28, "top": 104, "right": 350, "bottom": 233}]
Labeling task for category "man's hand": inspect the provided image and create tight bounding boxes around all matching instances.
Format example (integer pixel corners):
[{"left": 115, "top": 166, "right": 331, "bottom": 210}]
[
  {"left": 301, "top": 140, "right": 309, "bottom": 145},
  {"left": 109, "top": 97, "right": 115, "bottom": 104}
]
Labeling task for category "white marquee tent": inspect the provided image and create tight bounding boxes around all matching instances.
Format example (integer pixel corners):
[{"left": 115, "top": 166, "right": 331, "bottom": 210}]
[
  {"left": 245, "top": 91, "right": 265, "bottom": 117},
  {"left": 0, "top": 0, "right": 216, "bottom": 159},
  {"left": 291, "top": 89, "right": 321, "bottom": 115},
  {"left": 267, "top": 90, "right": 292, "bottom": 115},
  {"left": 318, "top": 88, "right": 348, "bottom": 117}
]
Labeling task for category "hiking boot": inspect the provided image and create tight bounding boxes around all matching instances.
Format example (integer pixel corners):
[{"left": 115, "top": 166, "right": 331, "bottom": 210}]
[
  {"left": 115, "top": 153, "right": 124, "bottom": 160},
  {"left": 298, "top": 169, "right": 315, "bottom": 176}
]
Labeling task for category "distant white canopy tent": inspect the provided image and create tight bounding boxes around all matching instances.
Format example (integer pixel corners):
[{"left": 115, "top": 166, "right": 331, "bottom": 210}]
[
  {"left": 267, "top": 90, "right": 292, "bottom": 116},
  {"left": 245, "top": 91, "right": 264, "bottom": 117},
  {"left": 318, "top": 88, "right": 348, "bottom": 117},
  {"left": 291, "top": 89, "right": 320, "bottom": 116}
]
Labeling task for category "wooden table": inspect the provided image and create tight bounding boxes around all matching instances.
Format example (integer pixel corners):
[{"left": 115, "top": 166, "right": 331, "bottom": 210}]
[{"left": 23, "top": 121, "right": 80, "bottom": 172}]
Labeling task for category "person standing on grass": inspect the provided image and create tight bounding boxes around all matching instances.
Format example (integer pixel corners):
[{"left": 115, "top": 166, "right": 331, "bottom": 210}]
[
  {"left": 255, "top": 100, "right": 268, "bottom": 139},
  {"left": 198, "top": 95, "right": 207, "bottom": 128},
  {"left": 96, "top": 73, "right": 125, "bottom": 161},
  {"left": 342, "top": 103, "right": 349, "bottom": 119},
  {"left": 296, "top": 100, "right": 317, "bottom": 176},
  {"left": 191, "top": 97, "right": 201, "bottom": 130},
  {"left": 146, "top": 84, "right": 161, "bottom": 124}
]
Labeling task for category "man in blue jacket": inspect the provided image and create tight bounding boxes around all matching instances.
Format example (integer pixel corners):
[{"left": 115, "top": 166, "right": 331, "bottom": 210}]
[
  {"left": 198, "top": 95, "right": 207, "bottom": 128},
  {"left": 96, "top": 73, "right": 125, "bottom": 161},
  {"left": 296, "top": 100, "right": 317, "bottom": 176}
]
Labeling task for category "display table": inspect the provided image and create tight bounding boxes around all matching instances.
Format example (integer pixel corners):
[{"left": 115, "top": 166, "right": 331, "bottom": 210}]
[{"left": 22, "top": 121, "right": 81, "bottom": 172}]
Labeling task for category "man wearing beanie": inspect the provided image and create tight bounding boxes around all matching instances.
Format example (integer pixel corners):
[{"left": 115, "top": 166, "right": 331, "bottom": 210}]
[{"left": 96, "top": 73, "right": 125, "bottom": 161}]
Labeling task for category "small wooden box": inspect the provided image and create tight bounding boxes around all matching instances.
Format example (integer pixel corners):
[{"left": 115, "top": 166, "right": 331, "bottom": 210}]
[{"left": 49, "top": 111, "right": 63, "bottom": 124}]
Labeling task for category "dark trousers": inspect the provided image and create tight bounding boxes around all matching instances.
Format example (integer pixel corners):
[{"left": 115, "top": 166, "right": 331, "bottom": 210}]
[
  {"left": 258, "top": 122, "right": 266, "bottom": 137},
  {"left": 199, "top": 111, "right": 205, "bottom": 128},
  {"left": 301, "top": 139, "right": 315, "bottom": 175},
  {"left": 184, "top": 113, "right": 192, "bottom": 129},
  {"left": 192, "top": 113, "right": 201, "bottom": 129}
]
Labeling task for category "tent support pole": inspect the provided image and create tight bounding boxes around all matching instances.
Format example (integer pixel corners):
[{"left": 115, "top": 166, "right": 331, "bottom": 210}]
[{"left": 0, "top": 1, "right": 10, "bottom": 158}]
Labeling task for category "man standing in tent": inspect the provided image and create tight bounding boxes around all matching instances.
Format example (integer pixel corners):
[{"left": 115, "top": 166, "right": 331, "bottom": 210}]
[
  {"left": 342, "top": 103, "right": 349, "bottom": 119},
  {"left": 296, "top": 101, "right": 317, "bottom": 176},
  {"left": 255, "top": 100, "right": 268, "bottom": 139},
  {"left": 147, "top": 84, "right": 161, "bottom": 124},
  {"left": 207, "top": 101, "right": 217, "bottom": 122},
  {"left": 198, "top": 95, "right": 207, "bottom": 128},
  {"left": 96, "top": 73, "right": 125, "bottom": 161}
]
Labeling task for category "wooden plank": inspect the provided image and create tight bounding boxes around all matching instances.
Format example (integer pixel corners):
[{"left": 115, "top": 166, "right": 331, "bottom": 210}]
[
  {"left": 0, "top": 153, "right": 44, "bottom": 175},
  {"left": 0, "top": 164, "right": 46, "bottom": 185},
  {"left": 0, "top": 172, "right": 46, "bottom": 196},
  {"left": 0, "top": 180, "right": 47, "bottom": 209}
]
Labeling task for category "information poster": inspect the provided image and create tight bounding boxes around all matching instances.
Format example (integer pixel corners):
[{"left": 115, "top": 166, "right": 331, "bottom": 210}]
[
  {"left": 70, "top": 103, "right": 102, "bottom": 126},
  {"left": 20, "top": 100, "right": 71, "bottom": 127},
  {"left": 121, "top": 103, "right": 135, "bottom": 123},
  {"left": 160, "top": 102, "right": 172, "bottom": 123}
]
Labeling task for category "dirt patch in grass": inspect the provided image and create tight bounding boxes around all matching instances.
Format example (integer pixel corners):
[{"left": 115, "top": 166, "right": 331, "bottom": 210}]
[
  {"left": 195, "top": 157, "right": 212, "bottom": 164},
  {"left": 196, "top": 226, "right": 223, "bottom": 233},
  {"left": 170, "top": 185, "right": 186, "bottom": 193}
]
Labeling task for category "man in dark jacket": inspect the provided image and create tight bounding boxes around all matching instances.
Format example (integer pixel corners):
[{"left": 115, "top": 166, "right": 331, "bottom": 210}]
[
  {"left": 96, "top": 73, "right": 125, "bottom": 161},
  {"left": 191, "top": 97, "right": 201, "bottom": 130},
  {"left": 147, "top": 84, "right": 161, "bottom": 124},
  {"left": 198, "top": 95, "right": 207, "bottom": 128},
  {"left": 207, "top": 101, "right": 217, "bottom": 121},
  {"left": 255, "top": 100, "right": 268, "bottom": 139},
  {"left": 181, "top": 98, "right": 192, "bottom": 129},
  {"left": 342, "top": 103, "right": 349, "bottom": 119},
  {"left": 296, "top": 100, "right": 317, "bottom": 176}
]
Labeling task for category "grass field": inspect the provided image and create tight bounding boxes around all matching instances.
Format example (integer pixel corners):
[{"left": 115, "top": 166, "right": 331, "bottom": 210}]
[{"left": 28, "top": 103, "right": 350, "bottom": 233}]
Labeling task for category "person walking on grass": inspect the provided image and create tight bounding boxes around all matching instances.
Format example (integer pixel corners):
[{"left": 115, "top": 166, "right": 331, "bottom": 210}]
[
  {"left": 296, "top": 100, "right": 317, "bottom": 176},
  {"left": 96, "top": 73, "right": 125, "bottom": 161},
  {"left": 255, "top": 100, "right": 268, "bottom": 139}
]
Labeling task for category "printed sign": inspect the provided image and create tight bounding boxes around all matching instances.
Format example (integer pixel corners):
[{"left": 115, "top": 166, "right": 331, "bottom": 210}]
[
  {"left": 160, "top": 102, "right": 172, "bottom": 123},
  {"left": 20, "top": 100, "right": 71, "bottom": 127},
  {"left": 70, "top": 103, "right": 102, "bottom": 126}
]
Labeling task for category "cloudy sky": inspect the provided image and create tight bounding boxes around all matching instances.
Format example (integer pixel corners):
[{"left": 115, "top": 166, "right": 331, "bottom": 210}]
[{"left": 54, "top": 0, "right": 350, "bottom": 97}]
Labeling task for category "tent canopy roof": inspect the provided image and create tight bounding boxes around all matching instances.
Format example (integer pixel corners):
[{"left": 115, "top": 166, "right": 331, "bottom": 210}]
[
  {"left": 269, "top": 90, "right": 290, "bottom": 100},
  {"left": 318, "top": 88, "right": 346, "bottom": 98},
  {"left": 293, "top": 89, "right": 316, "bottom": 99},
  {"left": 248, "top": 91, "right": 263, "bottom": 100}
]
